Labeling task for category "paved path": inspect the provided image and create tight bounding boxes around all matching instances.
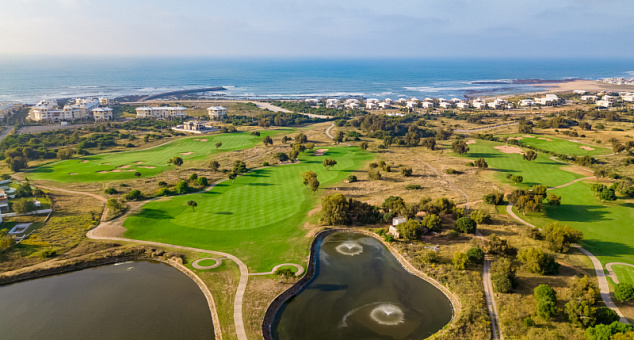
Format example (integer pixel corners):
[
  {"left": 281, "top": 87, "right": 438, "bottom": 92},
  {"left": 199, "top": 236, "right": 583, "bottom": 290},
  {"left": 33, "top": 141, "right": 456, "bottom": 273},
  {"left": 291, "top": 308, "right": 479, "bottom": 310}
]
[
  {"left": 549, "top": 176, "right": 595, "bottom": 189},
  {"left": 325, "top": 122, "right": 335, "bottom": 139},
  {"left": 250, "top": 263, "right": 304, "bottom": 276},
  {"left": 606, "top": 262, "right": 634, "bottom": 285},
  {"left": 192, "top": 257, "right": 225, "bottom": 270}
]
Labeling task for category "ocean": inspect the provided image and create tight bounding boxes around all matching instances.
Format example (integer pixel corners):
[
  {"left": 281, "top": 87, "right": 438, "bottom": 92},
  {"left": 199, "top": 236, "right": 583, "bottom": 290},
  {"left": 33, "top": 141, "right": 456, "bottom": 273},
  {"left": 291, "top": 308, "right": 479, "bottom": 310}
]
[{"left": 0, "top": 57, "right": 632, "bottom": 104}]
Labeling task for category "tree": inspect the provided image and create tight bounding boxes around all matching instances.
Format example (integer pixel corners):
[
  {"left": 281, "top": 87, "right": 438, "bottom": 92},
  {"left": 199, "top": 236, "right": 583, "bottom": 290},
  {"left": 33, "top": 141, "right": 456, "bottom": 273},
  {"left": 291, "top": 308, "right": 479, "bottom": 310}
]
[
  {"left": 474, "top": 158, "right": 488, "bottom": 169},
  {"left": 124, "top": 190, "right": 144, "bottom": 201},
  {"left": 187, "top": 200, "right": 198, "bottom": 212},
  {"left": 347, "top": 175, "right": 357, "bottom": 183},
  {"left": 196, "top": 177, "right": 209, "bottom": 187},
  {"left": 134, "top": 171, "right": 141, "bottom": 177},
  {"left": 215, "top": 142, "right": 222, "bottom": 148},
  {"left": 542, "top": 222, "right": 583, "bottom": 253},
  {"left": 323, "top": 158, "right": 337, "bottom": 171},
  {"left": 302, "top": 171, "right": 317, "bottom": 187},
  {"left": 11, "top": 199, "right": 36, "bottom": 214},
  {"left": 5, "top": 156, "right": 28, "bottom": 172},
  {"left": 451, "top": 140, "right": 469, "bottom": 154},
  {"left": 594, "top": 307, "right": 620, "bottom": 326},
  {"left": 104, "top": 187, "right": 118, "bottom": 195},
  {"left": 190, "top": 174, "right": 199, "bottom": 182},
  {"left": 518, "top": 247, "right": 559, "bottom": 275},
  {"left": 359, "top": 142, "right": 369, "bottom": 150},
  {"left": 1, "top": 229, "right": 15, "bottom": 251},
  {"left": 263, "top": 136, "right": 273, "bottom": 146},
  {"left": 455, "top": 217, "right": 477, "bottom": 234},
  {"left": 466, "top": 247, "right": 484, "bottom": 265},
  {"left": 519, "top": 122, "right": 534, "bottom": 134},
  {"left": 208, "top": 160, "right": 220, "bottom": 172},
  {"left": 482, "top": 234, "right": 514, "bottom": 255},
  {"left": 470, "top": 210, "right": 491, "bottom": 224},
  {"left": 421, "top": 137, "right": 436, "bottom": 150},
  {"left": 492, "top": 257, "right": 516, "bottom": 293},
  {"left": 398, "top": 219, "right": 423, "bottom": 241},
  {"left": 274, "top": 268, "right": 295, "bottom": 283},
  {"left": 368, "top": 170, "right": 382, "bottom": 180},
  {"left": 334, "top": 131, "right": 344, "bottom": 144},
  {"left": 404, "top": 131, "right": 420, "bottom": 147},
  {"left": 175, "top": 180, "right": 189, "bottom": 194},
  {"left": 565, "top": 299, "right": 595, "bottom": 327},
  {"left": 599, "top": 188, "right": 617, "bottom": 202},
  {"left": 57, "top": 148, "right": 74, "bottom": 160},
  {"left": 534, "top": 284, "right": 558, "bottom": 319},
  {"left": 401, "top": 167, "right": 413, "bottom": 177},
  {"left": 422, "top": 214, "right": 442, "bottom": 232},
  {"left": 308, "top": 176, "right": 320, "bottom": 195},
  {"left": 281, "top": 136, "right": 290, "bottom": 144},
  {"left": 106, "top": 198, "right": 128, "bottom": 218},
  {"left": 228, "top": 171, "right": 238, "bottom": 183},
  {"left": 321, "top": 193, "right": 349, "bottom": 225},
  {"left": 275, "top": 152, "right": 289, "bottom": 162},
  {"left": 483, "top": 191, "right": 505, "bottom": 205},
  {"left": 571, "top": 275, "right": 599, "bottom": 304},
  {"left": 295, "top": 133, "right": 308, "bottom": 144},
  {"left": 167, "top": 156, "right": 183, "bottom": 167},
  {"left": 523, "top": 150, "right": 538, "bottom": 162},
  {"left": 615, "top": 283, "right": 634, "bottom": 302},
  {"left": 453, "top": 252, "right": 468, "bottom": 270},
  {"left": 383, "top": 136, "right": 392, "bottom": 148},
  {"left": 382, "top": 196, "right": 406, "bottom": 213},
  {"left": 547, "top": 193, "right": 562, "bottom": 206},
  {"left": 233, "top": 160, "right": 247, "bottom": 173}
]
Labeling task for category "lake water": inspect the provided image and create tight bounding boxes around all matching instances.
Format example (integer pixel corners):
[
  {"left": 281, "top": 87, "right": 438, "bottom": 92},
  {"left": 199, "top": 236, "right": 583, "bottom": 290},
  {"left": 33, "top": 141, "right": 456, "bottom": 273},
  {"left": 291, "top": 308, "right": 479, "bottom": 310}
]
[
  {"left": 272, "top": 232, "right": 453, "bottom": 340},
  {"left": 0, "top": 261, "right": 214, "bottom": 340}
]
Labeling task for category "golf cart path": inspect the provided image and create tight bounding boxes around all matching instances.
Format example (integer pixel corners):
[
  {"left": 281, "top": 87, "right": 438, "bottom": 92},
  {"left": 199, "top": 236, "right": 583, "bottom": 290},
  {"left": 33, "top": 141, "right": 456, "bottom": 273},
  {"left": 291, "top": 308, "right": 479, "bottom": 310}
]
[
  {"left": 249, "top": 263, "right": 305, "bottom": 276},
  {"left": 605, "top": 263, "right": 634, "bottom": 284}
]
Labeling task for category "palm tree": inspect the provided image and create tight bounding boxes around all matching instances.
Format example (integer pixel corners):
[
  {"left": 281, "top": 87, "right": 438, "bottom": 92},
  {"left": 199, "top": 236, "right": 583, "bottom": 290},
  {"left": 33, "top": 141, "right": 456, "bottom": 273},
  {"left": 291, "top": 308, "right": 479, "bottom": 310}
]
[{"left": 187, "top": 200, "right": 198, "bottom": 212}]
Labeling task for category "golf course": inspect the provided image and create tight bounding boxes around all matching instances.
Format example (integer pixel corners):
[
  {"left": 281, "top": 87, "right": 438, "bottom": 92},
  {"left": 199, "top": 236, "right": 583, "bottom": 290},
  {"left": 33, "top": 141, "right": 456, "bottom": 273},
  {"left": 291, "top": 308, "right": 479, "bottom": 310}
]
[
  {"left": 123, "top": 146, "right": 373, "bottom": 271},
  {"left": 26, "top": 130, "right": 291, "bottom": 183}
]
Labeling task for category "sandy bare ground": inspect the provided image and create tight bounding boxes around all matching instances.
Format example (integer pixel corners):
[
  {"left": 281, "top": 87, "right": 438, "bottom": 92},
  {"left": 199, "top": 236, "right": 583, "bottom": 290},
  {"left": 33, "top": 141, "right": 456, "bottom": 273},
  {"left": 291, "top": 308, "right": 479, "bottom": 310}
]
[
  {"left": 314, "top": 149, "right": 328, "bottom": 156},
  {"left": 522, "top": 135, "right": 535, "bottom": 138},
  {"left": 494, "top": 145, "right": 523, "bottom": 154},
  {"left": 118, "top": 165, "right": 131, "bottom": 169},
  {"left": 69, "top": 173, "right": 78, "bottom": 175},
  {"left": 466, "top": 139, "right": 476, "bottom": 145},
  {"left": 538, "top": 137, "right": 553, "bottom": 141},
  {"left": 579, "top": 146, "right": 595, "bottom": 151},
  {"left": 529, "top": 79, "right": 634, "bottom": 94},
  {"left": 180, "top": 152, "right": 194, "bottom": 155}
]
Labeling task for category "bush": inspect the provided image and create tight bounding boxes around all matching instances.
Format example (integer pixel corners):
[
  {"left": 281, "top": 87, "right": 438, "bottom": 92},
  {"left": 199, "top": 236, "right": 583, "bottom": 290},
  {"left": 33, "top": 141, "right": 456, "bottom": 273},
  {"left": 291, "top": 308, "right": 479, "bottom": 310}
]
[
  {"left": 158, "top": 181, "right": 168, "bottom": 187},
  {"left": 491, "top": 257, "right": 516, "bottom": 293},
  {"left": 422, "top": 214, "right": 442, "bottom": 232},
  {"left": 155, "top": 188, "right": 172, "bottom": 196},
  {"left": 419, "top": 249, "right": 439, "bottom": 264},
  {"left": 466, "top": 247, "right": 484, "bottom": 265},
  {"left": 615, "top": 283, "right": 634, "bottom": 302},
  {"left": 347, "top": 175, "right": 358, "bottom": 183},
  {"left": 196, "top": 177, "right": 209, "bottom": 187},
  {"left": 518, "top": 247, "right": 559, "bottom": 275},
  {"left": 455, "top": 217, "right": 477, "bottom": 234},
  {"left": 445, "top": 168, "right": 461, "bottom": 175},
  {"left": 453, "top": 251, "right": 468, "bottom": 270},
  {"left": 595, "top": 307, "right": 620, "bottom": 326},
  {"left": 397, "top": 219, "right": 423, "bottom": 241},
  {"left": 405, "top": 184, "right": 421, "bottom": 190},
  {"left": 39, "top": 249, "right": 57, "bottom": 258},
  {"left": 542, "top": 222, "right": 583, "bottom": 253},
  {"left": 124, "top": 190, "right": 144, "bottom": 201},
  {"left": 262, "top": 161, "right": 270, "bottom": 166},
  {"left": 368, "top": 170, "right": 382, "bottom": 180},
  {"left": 534, "top": 284, "right": 558, "bottom": 319},
  {"left": 470, "top": 210, "right": 491, "bottom": 224},
  {"left": 483, "top": 192, "right": 504, "bottom": 205},
  {"left": 401, "top": 167, "right": 413, "bottom": 177},
  {"left": 104, "top": 187, "right": 118, "bottom": 195},
  {"left": 586, "top": 322, "right": 634, "bottom": 340}
]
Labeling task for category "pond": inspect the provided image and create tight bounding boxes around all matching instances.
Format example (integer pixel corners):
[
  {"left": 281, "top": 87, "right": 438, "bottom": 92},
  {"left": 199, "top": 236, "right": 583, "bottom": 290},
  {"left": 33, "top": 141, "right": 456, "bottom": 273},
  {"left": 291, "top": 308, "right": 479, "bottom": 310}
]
[
  {"left": 0, "top": 261, "right": 214, "bottom": 340},
  {"left": 272, "top": 232, "right": 453, "bottom": 340}
]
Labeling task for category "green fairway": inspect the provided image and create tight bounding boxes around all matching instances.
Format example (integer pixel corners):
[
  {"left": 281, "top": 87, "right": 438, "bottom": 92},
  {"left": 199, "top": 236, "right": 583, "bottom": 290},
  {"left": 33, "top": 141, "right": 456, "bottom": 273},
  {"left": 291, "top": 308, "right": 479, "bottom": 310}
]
[
  {"left": 123, "top": 147, "right": 373, "bottom": 271},
  {"left": 462, "top": 140, "right": 583, "bottom": 188},
  {"left": 506, "top": 134, "right": 611, "bottom": 156},
  {"left": 612, "top": 265, "right": 634, "bottom": 285},
  {"left": 27, "top": 130, "right": 290, "bottom": 183},
  {"left": 518, "top": 181, "right": 634, "bottom": 283}
]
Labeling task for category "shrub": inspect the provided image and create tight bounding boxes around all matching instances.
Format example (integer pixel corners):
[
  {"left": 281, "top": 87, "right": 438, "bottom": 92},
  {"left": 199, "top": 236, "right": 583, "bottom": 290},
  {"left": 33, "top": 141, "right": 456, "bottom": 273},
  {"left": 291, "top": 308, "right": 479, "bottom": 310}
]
[
  {"left": 419, "top": 249, "right": 439, "bottom": 264},
  {"left": 104, "top": 187, "right": 118, "bottom": 195},
  {"left": 518, "top": 247, "right": 559, "bottom": 275},
  {"left": 401, "top": 167, "right": 413, "bottom": 177},
  {"left": 422, "top": 214, "right": 442, "bottom": 232},
  {"left": 39, "top": 249, "right": 57, "bottom": 259},
  {"left": 347, "top": 175, "right": 358, "bottom": 183},
  {"left": 158, "top": 181, "right": 168, "bottom": 187},
  {"left": 405, "top": 184, "right": 421, "bottom": 190},
  {"left": 542, "top": 222, "right": 583, "bottom": 253},
  {"left": 470, "top": 210, "right": 491, "bottom": 224},
  {"left": 124, "top": 190, "right": 144, "bottom": 201},
  {"left": 155, "top": 188, "right": 172, "bottom": 196},
  {"left": 492, "top": 257, "right": 516, "bottom": 293},
  {"left": 466, "top": 247, "right": 484, "bottom": 265},
  {"left": 196, "top": 177, "right": 209, "bottom": 187},
  {"left": 445, "top": 168, "right": 461, "bottom": 175},
  {"left": 453, "top": 251, "right": 468, "bottom": 270},
  {"left": 595, "top": 307, "right": 620, "bottom": 326},
  {"left": 483, "top": 192, "right": 504, "bottom": 205},
  {"left": 262, "top": 161, "right": 270, "bottom": 166},
  {"left": 368, "top": 170, "right": 382, "bottom": 180},
  {"left": 455, "top": 217, "right": 477, "bottom": 234},
  {"left": 398, "top": 219, "right": 423, "bottom": 241},
  {"left": 615, "top": 283, "right": 634, "bottom": 302},
  {"left": 534, "top": 284, "right": 558, "bottom": 319}
]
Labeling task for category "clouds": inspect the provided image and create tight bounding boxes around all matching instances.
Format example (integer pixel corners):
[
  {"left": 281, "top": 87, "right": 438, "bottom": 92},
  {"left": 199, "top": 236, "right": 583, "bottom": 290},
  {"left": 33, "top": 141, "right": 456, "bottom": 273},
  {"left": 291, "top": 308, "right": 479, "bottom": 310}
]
[{"left": 0, "top": 0, "right": 633, "bottom": 57}]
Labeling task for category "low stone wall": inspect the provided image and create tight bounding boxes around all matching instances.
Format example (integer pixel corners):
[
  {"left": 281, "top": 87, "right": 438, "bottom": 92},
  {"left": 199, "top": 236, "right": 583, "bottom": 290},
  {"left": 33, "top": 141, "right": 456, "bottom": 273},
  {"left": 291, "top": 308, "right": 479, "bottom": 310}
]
[{"left": 260, "top": 227, "right": 462, "bottom": 339}]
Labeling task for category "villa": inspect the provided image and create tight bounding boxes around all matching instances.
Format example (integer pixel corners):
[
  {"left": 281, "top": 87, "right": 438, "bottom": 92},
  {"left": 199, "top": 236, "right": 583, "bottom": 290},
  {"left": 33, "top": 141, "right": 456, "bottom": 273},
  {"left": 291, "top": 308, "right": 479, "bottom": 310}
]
[
  {"left": 581, "top": 95, "right": 598, "bottom": 102},
  {"left": 92, "top": 108, "right": 113, "bottom": 121},
  {"left": 520, "top": 99, "right": 536, "bottom": 107},
  {"left": 384, "top": 98, "right": 393, "bottom": 104},
  {"left": 366, "top": 102, "right": 378, "bottom": 110},
  {"left": 535, "top": 94, "right": 560, "bottom": 105},
  {"left": 98, "top": 97, "right": 110, "bottom": 106},
  {"left": 406, "top": 101, "right": 418, "bottom": 109},
  {"left": 395, "top": 98, "right": 407, "bottom": 104},
  {"left": 135, "top": 106, "right": 187, "bottom": 119},
  {"left": 456, "top": 102, "right": 470, "bottom": 109},
  {"left": 378, "top": 102, "right": 391, "bottom": 109},
  {"left": 30, "top": 98, "right": 101, "bottom": 122},
  {"left": 366, "top": 98, "right": 379, "bottom": 104},
  {"left": 171, "top": 120, "right": 215, "bottom": 134},
  {"left": 388, "top": 216, "right": 408, "bottom": 239},
  {"left": 346, "top": 102, "right": 359, "bottom": 109},
  {"left": 207, "top": 106, "right": 227, "bottom": 120},
  {"left": 603, "top": 95, "right": 618, "bottom": 102},
  {"left": 473, "top": 102, "right": 487, "bottom": 110},
  {"left": 439, "top": 102, "right": 453, "bottom": 109},
  {"left": 596, "top": 100, "right": 613, "bottom": 108},
  {"left": 410, "top": 97, "right": 420, "bottom": 103},
  {"left": 622, "top": 93, "right": 634, "bottom": 102}
]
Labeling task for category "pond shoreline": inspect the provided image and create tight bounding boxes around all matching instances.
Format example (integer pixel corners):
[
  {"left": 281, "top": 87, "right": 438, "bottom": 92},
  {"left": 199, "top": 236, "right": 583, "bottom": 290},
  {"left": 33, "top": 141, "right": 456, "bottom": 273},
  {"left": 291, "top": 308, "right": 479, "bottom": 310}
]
[{"left": 261, "top": 227, "right": 461, "bottom": 340}]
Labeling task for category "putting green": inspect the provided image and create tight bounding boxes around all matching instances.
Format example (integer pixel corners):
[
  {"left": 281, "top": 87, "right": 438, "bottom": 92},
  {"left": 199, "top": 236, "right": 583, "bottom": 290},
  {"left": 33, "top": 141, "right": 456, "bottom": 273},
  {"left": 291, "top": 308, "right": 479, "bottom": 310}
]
[
  {"left": 505, "top": 134, "right": 610, "bottom": 156},
  {"left": 27, "top": 130, "right": 290, "bottom": 183},
  {"left": 461, "top": 140, "right": 583, "bottom": 188},
  {"left": 123, "top": 146, "right": 372, "bottom": 271},
  {"left": 520, "top": 181, "right": 634, "bottom": 284}
]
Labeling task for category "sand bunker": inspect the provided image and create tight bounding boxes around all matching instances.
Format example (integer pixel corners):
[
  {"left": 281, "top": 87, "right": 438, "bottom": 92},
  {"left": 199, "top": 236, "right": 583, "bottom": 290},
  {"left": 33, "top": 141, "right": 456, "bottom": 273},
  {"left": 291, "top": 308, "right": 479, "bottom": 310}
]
[
  {"left": 134, "top": 161, "right": 144, "bottom": 164},
  {"left": 569, "top": 140, "right": 579, "bottom": 143},
  {"left": 180, "top": 152, "right": 194, "bottom": 156},
  {"left": 125, "top": 169, "right": 135, "bottom": 172},
  {"left": 97, "top": 171, "right": 108, "bottom": 174},
  {"left": 537, "top": 137, "right": 553, "bottom": 141},
  {"left": 314, "top": 149, "right": 328, "bottom": 156},
  {"left": 579, "top": 146, "right": 595, "bottom": 151},
  {"left": 495, "top": 145, "right": 524, "bottom": 154},
  {"left": 199, "top": 139, "right": 208, "bottom": 142},
  {"left": 69, "top": 173, "right": 78, "bottom": 175},
  {"left": 508, "top": 137, "right": 523, "bottom": 141},
  {"left": 118, "top": 165, "right": 131, "bottom": 169},
  {"left": 138, "top": 166, "right": 156, "bottom": 169},
  {"left": 102, "top": 163, "right": 110, "bottom": 165},
  {"left": 466, "top": 139, "right": 476, "bottom": 145},
  {"left": 522, "top": 135, "right": 535, "bottom": 138},
  {"left": 110, "top": 169, "right": 122, "bottom": 173},
  {"left": 80, "top": 160, "right": 89, "bottom": 163}
]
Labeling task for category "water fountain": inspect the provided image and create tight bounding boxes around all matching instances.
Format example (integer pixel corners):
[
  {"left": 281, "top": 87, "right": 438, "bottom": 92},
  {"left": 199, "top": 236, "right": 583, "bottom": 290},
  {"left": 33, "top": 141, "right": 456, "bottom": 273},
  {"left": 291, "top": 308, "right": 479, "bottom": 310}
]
[
  {"left": 369, "top": 303, "right": 405, "bottom": 325},
  {"left": 335, "top": 241, "right": 363, "bottom": 256}
]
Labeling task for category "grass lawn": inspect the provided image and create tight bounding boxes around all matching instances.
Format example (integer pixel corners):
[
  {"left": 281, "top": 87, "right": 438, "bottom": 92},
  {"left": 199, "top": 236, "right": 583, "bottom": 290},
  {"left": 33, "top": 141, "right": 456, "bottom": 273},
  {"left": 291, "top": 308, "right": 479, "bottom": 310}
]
[
  {"left": 460, "top": 140, "right": 584, "bottom": 188},
  {"left": 26, "top": 130, "right": 291, "bottom": 183},
  {"left": 505, "top": 134, "right": 611, "bottom": 156},
  {"left": 123, "top": 146, "right": 373, "bottom": 272},
  {"left": 518, "top": 180, "right": 634, "bottom": 284}
]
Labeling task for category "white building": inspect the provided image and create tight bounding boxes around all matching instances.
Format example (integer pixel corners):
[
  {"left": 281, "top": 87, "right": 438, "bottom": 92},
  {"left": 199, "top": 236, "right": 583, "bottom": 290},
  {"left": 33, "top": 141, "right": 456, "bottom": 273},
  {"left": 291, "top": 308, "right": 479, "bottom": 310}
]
[
  {"left": 345, "top": 99, "right": 359, "bottom": 104},
  {"left": 388, "top": 216, "right": 408, "bottom": 239},
  {"left": 456, "top": 102, "right": 470, "bottom": 110},
  {"left": 474, "top": 102, "right": 487, "bottom": 110},
  {"left": 92, "top": 108, "right": 113, "bottom": 121},
  {"left": 326, "top": 101, "right": 339, "bottom": 109},
  {"left": 622, "top": 93, "right": 634, "bottom": 102},
  {"left": 603, "top": 95, "right": 618, "bottom": 102},
  {"left": 573, "top": 90, "right": 587, "bottom": 95},
  {"left": 422, "top": 101, "right": 435, "bottom": 109},
  {"left": 395, "top": 98, "right": 407, "bottom": 105},
  {"left": 520, "top": 99, "right": 536, "bottom": 107},
  {"left": 346, "top": 102, "right": 359, "bottom": 110},
  {"left": 596, "top": 100, "right": 613, "bottom": 108},
  {"left": 409, "top": 97, "right": 420, "bottom": 103},
  {"left": 366, "top": 102, "right": 378, "bottom": 110},
  {"left": 135, "top": 106, "right": 187, "bottom": 119},
  {"left": 451, "top": 98, "right": 462, "bottom": 104},
  {"left": 581, "top": 95, "right": 598, "bottom": 102},
  {"left": 378, "top": 102, "right": 391, "bottom": 110},
  {"left": 535, "top": 94, "right": 560, "bottom": 105},
  {"left": 384, "top": 98, "right": 393, "bottom": 105},
  {"left": 30, "top": 98, "right": 100, "bottom": 122},
  {"left": 487, "top": 102, "right": 501, "bottom": 109},
  {"left": 406, "top": 101, "right": 419, "bottom": 109},
  {"left": 98, "top": 97, "right": 110, "bottom": 106},
  {"left": 366, "top": 98, "right": 380, "bottom": 104},
  {"left": 439, "top": 102, "right": 453, "bottom": 109},
  {"left": 207, "top": 106, "right": 227, "bottom": 120}
]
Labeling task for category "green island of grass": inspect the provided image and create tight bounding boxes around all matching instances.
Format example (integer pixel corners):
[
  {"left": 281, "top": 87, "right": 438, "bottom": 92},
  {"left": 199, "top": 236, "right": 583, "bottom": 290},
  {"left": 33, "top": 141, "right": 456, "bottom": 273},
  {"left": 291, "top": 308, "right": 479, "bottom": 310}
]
[
  {"left": 505, "top": 134, "right": 611, "bottom": 156},
  {"left": 123, "top": 146, "right": 373, "bottom": 271}
]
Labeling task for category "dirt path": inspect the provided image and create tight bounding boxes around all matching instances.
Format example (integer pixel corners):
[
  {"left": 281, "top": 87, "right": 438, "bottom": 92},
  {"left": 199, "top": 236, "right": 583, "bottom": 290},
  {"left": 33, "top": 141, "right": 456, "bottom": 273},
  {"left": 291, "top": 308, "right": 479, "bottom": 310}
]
[
  {"left": 325, "top": 122, "right": 335, "bottom": 139},
  {"left": 453, "top": 122, "right": 518, "bottom": 133}
]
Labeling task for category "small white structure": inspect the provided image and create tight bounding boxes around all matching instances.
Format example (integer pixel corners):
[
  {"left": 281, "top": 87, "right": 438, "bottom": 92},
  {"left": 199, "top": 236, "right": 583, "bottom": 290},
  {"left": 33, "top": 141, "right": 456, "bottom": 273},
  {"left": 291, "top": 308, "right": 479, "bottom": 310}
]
[
  {"left": 395, "top": 98, "right": 407, "bottom": 104},
  {"left": 366, "top": 102, "right": 378, "bottom": 110},
  {"left": 422, "top": 101, "right": 434, "bottom": 109},
  {"left": 623, "top": 93, "right": 634, "bottom": 102},
  {"left": 581, "top": 95, "right": 598, "bottom": 102},
  {"left": 573, "top": 90, "right": 587, "bottom": 95},
  {"left": 346, "top": 102, "right": 359, "bottom": 109},
  {"left": 345, "top": 98, "right": 359, "bottom": 104},
  {"left": 487, "top": 102, "right": 501, "bottom": 109},
  {"left": 406, "top": 101, "right": 418, "bottom": 109},
  {"left": 439, "top": 102, "right": 453, "bottom": 109},
  {"left": 603, "top": 95, "right": 618, "bottom": 102},
  {"left": 366, "top": 98, "right": 380, "bottom": 104},
  {"left": 384, "top": 98, "right": 394, "bottom": 104},
  {"left": 520, "top": 99, "right": 536, "bottom": 107},
  {"left": 409, "top": 97, "right": 420, "bottom": 103},
  {"left": 388, "top": 216, "right": 408, "bottom": 239},
  {"left": 172, "top": 121, "right": 216, "bottom": 134},
  {"left": 474, "top": 102, "right": 487, "bottom": 110},
  {"left": 326, "top": 101, "right": 339, "bottom": 109},
  {"left": 438, "top": 98, "right": 447, "bottom": 103},
  {"left": 135, "top": 106, "right": 187, "bottom": 119},
  {"left": 378, "top": 102, "right": 391, "bottom": 110},
  {"left": 0, "top": 188, "right": 8, "bottom": 213},
  {"left": 535, "top": 94, "right": 560, "bottom": 105},
  {"left": 456, "top": 102, "right": 470, "bottom": 110},
  {"left": 91, "top": 108, "right": 113, "bottom": 121},
  {"left": 596, "top": 100, "right": 613, "bottom": 108},
  {"left": 207, "top": 106, "right": 227, "bottom": 120},
  {"left": 451, "top": 98, "right": 462, "bottom": 104}
]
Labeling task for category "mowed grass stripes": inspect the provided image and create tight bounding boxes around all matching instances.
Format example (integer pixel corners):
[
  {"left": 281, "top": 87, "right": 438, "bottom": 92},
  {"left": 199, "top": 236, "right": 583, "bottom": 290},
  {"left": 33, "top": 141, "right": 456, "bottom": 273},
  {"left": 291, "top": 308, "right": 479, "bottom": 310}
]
[
  {"left": 506, "top": 134, "right": 611, "bottom": 156},
  {"left": 123, "top": 147, "right": 373, "bottom": 271},
  {"left": 27, "top": 129, "right": 291, "bottom": 183}
]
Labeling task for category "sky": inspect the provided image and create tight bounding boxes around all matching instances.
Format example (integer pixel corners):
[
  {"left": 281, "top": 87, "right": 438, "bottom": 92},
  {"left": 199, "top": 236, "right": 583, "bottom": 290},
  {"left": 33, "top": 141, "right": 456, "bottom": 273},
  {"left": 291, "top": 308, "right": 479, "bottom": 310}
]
[{"left": 1, "top": 0, "right": 634, "bottom": 58}]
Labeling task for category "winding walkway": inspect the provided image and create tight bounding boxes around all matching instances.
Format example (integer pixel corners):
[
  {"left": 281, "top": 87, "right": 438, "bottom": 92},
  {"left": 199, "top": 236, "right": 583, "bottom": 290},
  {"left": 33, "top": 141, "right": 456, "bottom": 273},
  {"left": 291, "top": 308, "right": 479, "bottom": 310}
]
[{"left": 505, "top": 175, "right": 630, "bottom": 324}]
